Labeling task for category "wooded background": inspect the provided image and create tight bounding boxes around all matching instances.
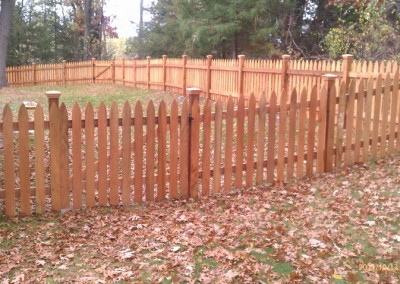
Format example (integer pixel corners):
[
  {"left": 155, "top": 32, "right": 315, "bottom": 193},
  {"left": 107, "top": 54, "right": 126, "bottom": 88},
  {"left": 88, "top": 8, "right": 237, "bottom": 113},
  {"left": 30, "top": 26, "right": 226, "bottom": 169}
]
[{"left": 1, "top": 0, "right": 399, "bottom": 88}]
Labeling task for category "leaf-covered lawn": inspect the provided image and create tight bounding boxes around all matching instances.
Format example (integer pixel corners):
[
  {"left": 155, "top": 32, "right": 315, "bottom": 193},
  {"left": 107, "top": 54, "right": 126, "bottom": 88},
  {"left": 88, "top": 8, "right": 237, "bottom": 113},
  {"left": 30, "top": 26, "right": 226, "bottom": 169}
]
[
  {"left": 1, "top": 156, "right": 399, "bottom": 283},
  {"left": 0, "top": 84, "right": 184, "bottom": 117}
]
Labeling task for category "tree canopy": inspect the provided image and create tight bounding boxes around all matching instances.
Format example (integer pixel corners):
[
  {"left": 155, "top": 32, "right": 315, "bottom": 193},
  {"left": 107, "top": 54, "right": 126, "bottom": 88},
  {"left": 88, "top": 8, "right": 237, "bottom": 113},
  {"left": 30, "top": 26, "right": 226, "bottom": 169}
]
[
  {"left": 7, "top": 0, "right": 118, "bottom": 66},
  {"left": 2, "top": 0, "right": 400, "bottom": 72},
  {"left": 129, "top": 0, "right": 400, "bottom": 60}
]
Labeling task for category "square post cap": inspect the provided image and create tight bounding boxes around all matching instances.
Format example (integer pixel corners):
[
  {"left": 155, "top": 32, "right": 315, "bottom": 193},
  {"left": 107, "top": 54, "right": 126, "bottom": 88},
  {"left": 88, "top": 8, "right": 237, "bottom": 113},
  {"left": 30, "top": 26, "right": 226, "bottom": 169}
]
[
  {"left": 45, "top": 91, "right": 62, "bottom": 99},
  {"left": 322, "top": 74, "right": 337, "bottom": 81},
  {"left": 186, "top": 88, "right": 202, "bottom": 95}
]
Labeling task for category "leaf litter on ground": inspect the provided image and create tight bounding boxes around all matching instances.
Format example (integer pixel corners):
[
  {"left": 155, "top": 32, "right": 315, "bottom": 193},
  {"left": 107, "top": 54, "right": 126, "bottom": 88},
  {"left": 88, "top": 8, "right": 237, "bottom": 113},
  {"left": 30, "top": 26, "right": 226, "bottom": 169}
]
[{"left": 0, "top": 155, "right": 399, "bottom": 283}]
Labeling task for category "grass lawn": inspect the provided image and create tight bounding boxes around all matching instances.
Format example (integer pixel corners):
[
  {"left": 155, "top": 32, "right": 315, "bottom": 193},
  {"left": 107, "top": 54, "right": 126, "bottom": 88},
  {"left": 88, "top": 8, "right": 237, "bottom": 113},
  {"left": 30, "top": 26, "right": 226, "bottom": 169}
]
[
  {"left": 0, "top": 155, "right": 399, "bottom": 283},
  {"left": 0, "top": 84, "right": 185, "bottom": 116}
]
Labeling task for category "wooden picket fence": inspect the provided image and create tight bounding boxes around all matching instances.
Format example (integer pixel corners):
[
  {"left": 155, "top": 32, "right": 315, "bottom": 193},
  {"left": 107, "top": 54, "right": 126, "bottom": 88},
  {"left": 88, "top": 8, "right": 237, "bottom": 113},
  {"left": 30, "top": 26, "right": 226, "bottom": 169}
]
[
  {"left": 0, "top": 71, "right": 399, "bottom": 216},
  {"left": 6, "top": 55, "right": 399, "bottom": 102}
]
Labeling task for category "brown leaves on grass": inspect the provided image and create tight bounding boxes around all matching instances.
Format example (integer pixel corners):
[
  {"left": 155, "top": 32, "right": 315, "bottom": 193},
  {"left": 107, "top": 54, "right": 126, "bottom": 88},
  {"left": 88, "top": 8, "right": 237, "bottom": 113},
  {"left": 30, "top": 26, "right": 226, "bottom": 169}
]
[{"left": 1, "top": 156, "right": 400, "bottom": 283}]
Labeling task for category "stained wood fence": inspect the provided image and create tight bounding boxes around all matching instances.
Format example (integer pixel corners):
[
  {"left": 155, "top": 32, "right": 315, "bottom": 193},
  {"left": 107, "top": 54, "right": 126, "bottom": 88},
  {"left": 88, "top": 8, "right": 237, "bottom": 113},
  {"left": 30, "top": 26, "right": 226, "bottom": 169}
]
[
  {"left": 6, "top": 55, "right": 399, "bottom": 103},
  {"left": 0, "top": 72, "right": 399, "bottom": 216}
]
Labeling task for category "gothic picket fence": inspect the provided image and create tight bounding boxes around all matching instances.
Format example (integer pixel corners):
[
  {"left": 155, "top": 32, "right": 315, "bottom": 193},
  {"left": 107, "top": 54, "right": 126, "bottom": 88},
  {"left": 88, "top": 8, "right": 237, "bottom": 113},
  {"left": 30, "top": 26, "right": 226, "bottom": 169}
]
[{"left": 0, "top": 72, "right": 399, "bottom": 216}]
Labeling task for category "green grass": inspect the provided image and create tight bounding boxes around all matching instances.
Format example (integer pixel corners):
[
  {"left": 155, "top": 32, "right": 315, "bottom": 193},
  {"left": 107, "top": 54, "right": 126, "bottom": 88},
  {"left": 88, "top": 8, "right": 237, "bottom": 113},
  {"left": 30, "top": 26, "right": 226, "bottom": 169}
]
[{"left": 0, "top": 84, "right": 182, "bottom": 115}]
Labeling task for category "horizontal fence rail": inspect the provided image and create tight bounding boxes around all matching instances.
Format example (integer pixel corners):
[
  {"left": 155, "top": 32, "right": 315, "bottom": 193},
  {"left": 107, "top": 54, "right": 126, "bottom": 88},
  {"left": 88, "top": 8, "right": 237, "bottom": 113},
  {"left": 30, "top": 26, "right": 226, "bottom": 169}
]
[
  {"left": 5, "top": 55, "right": 399, "bottom": 103},
  {"left": 0, "top": 71, "right": 399, "bottom": 216}
]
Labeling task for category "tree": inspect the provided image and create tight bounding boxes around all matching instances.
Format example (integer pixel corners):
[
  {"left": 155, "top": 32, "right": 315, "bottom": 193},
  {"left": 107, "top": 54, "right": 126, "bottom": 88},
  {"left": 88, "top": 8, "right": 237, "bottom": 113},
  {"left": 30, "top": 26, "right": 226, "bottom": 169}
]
[
  {"left": 323, "top": 0, "right": 400, "bottom": 60},
  {"left": 0, "top": 0, "right": 15, "bottom": 87},
  {"left": 7, "top": 0, "right": 117, "bottom": 66}
]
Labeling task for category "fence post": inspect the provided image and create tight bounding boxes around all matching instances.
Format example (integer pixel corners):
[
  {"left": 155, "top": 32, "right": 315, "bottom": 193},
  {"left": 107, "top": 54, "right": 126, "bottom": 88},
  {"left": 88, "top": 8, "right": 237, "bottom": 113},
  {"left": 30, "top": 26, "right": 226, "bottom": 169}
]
[
  {"left": 162, "top": 55, "right": 167, "bottom": 91},
  {"left": 111, "top": 58, "right": 116, "bottom": 84},
  {"left": 91, "top": 58, "right": 96, "bottom": 83},
  {"left": 46, "top": 91, "right": 62, "bottom": 212},
  {"left": 322, "top": 74, "right": 337, "bottom": 172},
  {"left": 238, "top": 55, "right": 246, "bottom": 98},
  {"left": 62, "top": 60, "right": 66, "bottom": 85},
  {"left": 122, "top": 58, "right": 125, "bottom": 85},
  {"left": 32, "top": 63, "right": 37, "bottom": 85},
  {"left": 206, "top": 55, "right": 213, "bottom": 99},
  {"left": 342, "top": 54, "right": 353, "bottom": 91},
  {"left": 187, "top": 88, "right": 201, "bottom": 199},
  {"left": 281, "top": 55, "right": 290, "bottom": 96},
  {"left": 182, "top": 55, "right": 188, "bottom": 96},
  {"left": 146, "top": 56, "right": 151, "bottom": 90}
]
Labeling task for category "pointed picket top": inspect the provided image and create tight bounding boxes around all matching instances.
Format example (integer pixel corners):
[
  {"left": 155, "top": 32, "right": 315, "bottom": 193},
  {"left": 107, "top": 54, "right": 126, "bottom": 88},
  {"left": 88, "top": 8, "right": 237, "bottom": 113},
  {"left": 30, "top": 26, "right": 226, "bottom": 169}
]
[
  {"left": 147, "top": 99, "right": 155, "bottom": 116},
  {"left": 18, "top": 103, "right": 28, "bottom": 119},
  {"left": 122, "top": 100, "right": 132, "bottom": 124},
  {"left": 110, "top": 101, "right": 118, "bottom": 115},
  {"left": 72, "top": 102, "right": 81, "bottom": 118},
  {"left": 123, "top": 100, "right": 132, "bottom": 117},
  {"left": 300, "top": 87, "right": 307, "bottom": 103},
  {"left": 373, "top": 61, "right": 379, "bottom": 73},
  {"left": 393, "top": 61, "right": 398, "bottom": 74},
  {"left": 259, "top": 91, "right": 266, "bottom": 110},
  {"left": 367, "top": 61, "right": 373, "bottom": 73},
  {"left": 249, "top": 93, "right": 256, "bottom": 107},
  {"left": 386, "top": 61, "right": 392, "bottom": 74},
  {"left": 34, "top": 103, "right": 44, "bottom": 120},
  {"left": 98, "top": 101, "right": 106, "bottom": 115},
  {"left": 379, "top": 61, "right": 385, "bottom": 74},
  {"left": 171, "top": 99, "right": 178, "bottom": 115},
  {"left": 270, "top": 91, "right": 277, "bottom": 106},
  {"left": 134, "top": 100, "right": 143, "bottom": 118},
  {"left": 85, "top": 102, "right": 94, "bottom": 118},
  {"left": 59, "top": 102, "right": 67, "bottom": 115},
  {"left": 226, "top": 96, "right": 234, "bottom": 110},
  {"left": 290, "top": 88, "right": 297, "bottom": 104},
  {"left": 360, "top": 61, "right": 367, "bottom": 73},
  {"left": 159, "top": 99, "right": 167, "bottom": 116}
]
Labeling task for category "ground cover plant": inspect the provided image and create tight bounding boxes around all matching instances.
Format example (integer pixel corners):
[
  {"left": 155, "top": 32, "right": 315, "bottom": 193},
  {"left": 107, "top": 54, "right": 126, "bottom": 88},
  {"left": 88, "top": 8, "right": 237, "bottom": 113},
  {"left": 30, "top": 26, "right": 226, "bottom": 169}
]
[{"left": 0, "top": 154, "right": 399, "bottom": 283}]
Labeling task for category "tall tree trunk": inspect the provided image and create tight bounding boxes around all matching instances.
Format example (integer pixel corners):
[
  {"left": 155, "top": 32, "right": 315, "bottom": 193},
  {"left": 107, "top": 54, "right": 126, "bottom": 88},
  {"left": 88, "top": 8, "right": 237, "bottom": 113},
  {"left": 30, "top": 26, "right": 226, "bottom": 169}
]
[
  {"left": 84, "top": 0, "right": 92, "bottom": 59},
  {"left": 232, "top": 32, "right": 238, "bottom": 59},
  {"left": 139, "top": 0, "right": 144, "bottom": 37},
  {"left": 0, "top": 0, "right": 15, "bottom": 87}
]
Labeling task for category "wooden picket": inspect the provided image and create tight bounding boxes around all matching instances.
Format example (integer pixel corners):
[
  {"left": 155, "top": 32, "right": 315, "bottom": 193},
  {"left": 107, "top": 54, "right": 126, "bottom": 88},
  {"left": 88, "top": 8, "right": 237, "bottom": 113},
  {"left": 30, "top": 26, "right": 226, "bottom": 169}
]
[
  {"left": 169, "top": 100, "right": 179, "bottom": 199},
  {"left": 34, "top": 104, "right": 45, "bottom": 214},
  {"left": 146, "top": 101, "right": 156, "bottom": 201},
  {"left": 202, "top": 100, "right": 212, "bottom": 195},
  {"left": 134, "top": 102, "right": 144, "bottom": 202},
  {"left": 1, "top": 71, "right": 400, "bottom": 216},
  {"left": 18, "top": 105, "right": 30, "bottom": 215},
  {"left": 122, "top": 101, "right": 132, "bottom": 205}
]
